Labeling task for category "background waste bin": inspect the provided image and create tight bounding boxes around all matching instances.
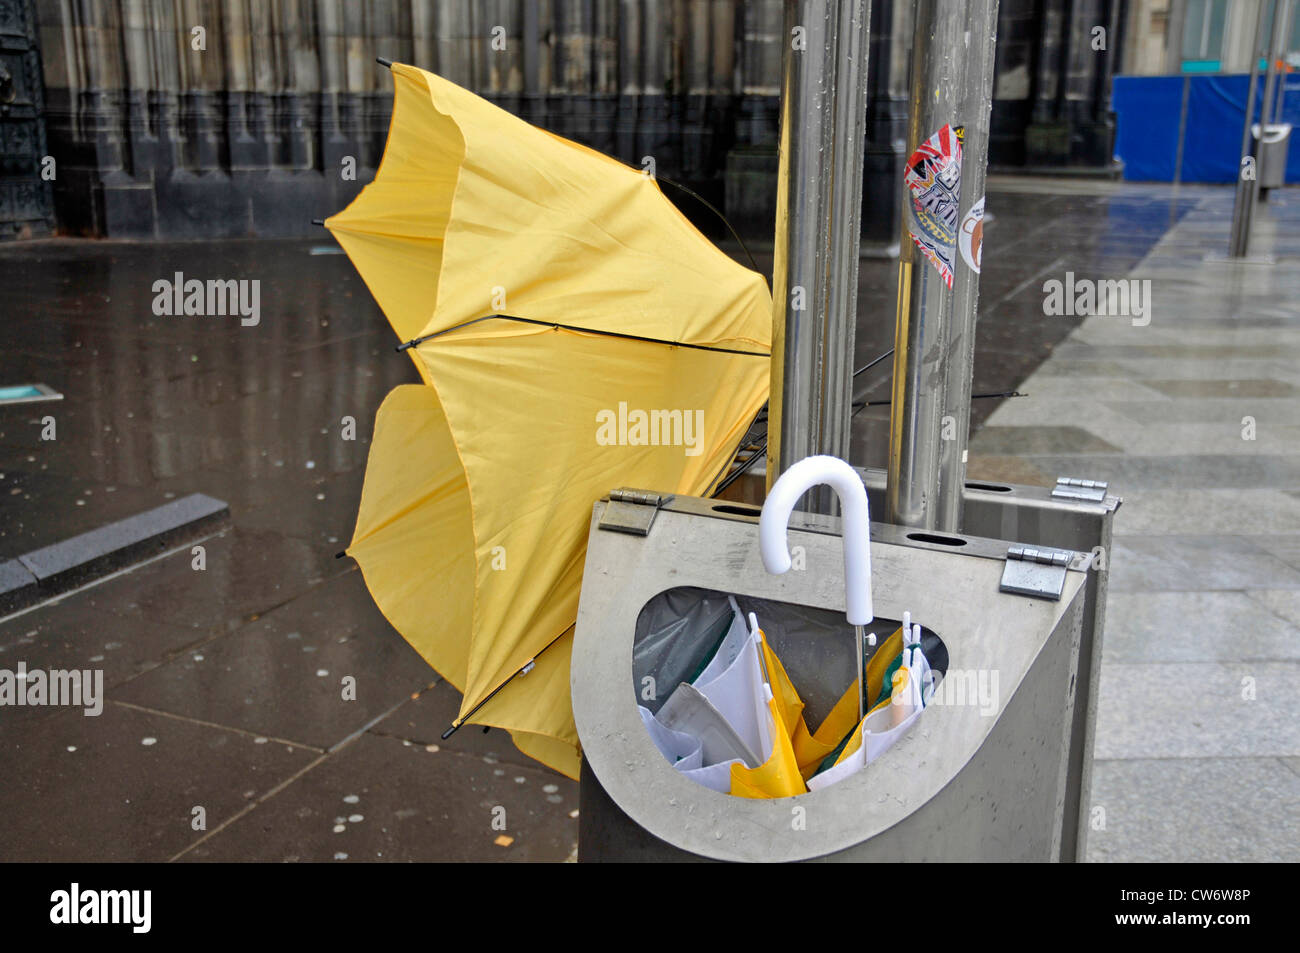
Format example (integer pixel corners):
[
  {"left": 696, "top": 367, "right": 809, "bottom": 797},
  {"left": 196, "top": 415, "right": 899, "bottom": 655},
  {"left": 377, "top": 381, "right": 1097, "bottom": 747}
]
[{"left": 1252, "top": 123, "right": 1293, "bottom": 192}]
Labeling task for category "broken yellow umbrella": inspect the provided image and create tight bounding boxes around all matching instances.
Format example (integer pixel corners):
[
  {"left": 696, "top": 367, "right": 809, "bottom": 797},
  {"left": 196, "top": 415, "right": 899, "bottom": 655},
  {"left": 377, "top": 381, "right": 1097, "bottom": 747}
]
[{"left": 326, "top": 63, "right": 772, "bottom": 779}]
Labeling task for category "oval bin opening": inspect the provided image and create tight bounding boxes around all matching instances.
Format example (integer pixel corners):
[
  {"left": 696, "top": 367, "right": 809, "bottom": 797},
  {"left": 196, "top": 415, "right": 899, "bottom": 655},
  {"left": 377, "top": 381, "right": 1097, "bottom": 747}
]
[{"left": 632, "top": 586, "right": 947, "bottom": 797}]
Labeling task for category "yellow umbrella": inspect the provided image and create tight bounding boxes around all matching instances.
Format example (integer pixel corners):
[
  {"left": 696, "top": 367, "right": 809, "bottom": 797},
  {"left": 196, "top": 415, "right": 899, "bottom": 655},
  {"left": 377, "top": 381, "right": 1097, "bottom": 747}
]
[
  {"left": 729, "top": 625, "right": 903, "bottom": 795},
  {"left": 729, "top": 629, "right": 805, "bottom": 799},
  {"left": 328, "top": 63, "right": 771, "bottom": 779}
]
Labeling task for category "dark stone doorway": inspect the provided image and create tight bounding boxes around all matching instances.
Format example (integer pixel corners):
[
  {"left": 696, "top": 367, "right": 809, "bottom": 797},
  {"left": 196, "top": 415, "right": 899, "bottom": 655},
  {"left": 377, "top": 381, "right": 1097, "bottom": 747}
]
[{"left": 0, "top": 0, "right": 52, "bottom": 239}]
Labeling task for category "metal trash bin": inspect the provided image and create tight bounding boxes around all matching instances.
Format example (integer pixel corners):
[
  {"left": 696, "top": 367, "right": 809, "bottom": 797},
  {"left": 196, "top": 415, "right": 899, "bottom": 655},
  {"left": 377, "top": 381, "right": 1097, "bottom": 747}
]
[
  {"left": 571, "top": 490, "right": 1094, "bottom": 862},
  {"left": 1252, "top": 123, "right": 1292, "bottom": 191}
]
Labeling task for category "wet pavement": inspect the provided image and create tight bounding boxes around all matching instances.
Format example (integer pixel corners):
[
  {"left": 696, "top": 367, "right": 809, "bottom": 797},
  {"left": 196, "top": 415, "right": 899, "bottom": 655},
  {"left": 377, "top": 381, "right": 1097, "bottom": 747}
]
[
  {"left": 0, "top": 176, "right": 1271, "bottom": 862},
  {"left": 967, "top": 182, "right": 1300, "bottom": 862}
]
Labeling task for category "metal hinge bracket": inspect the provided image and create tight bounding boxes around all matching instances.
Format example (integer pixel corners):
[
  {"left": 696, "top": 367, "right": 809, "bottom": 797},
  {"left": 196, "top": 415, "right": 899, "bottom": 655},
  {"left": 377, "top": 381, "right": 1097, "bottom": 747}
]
[
  {"left": 598, "top": 488, "right": 674, "bottom": 536},
  {"left": 1051, "top": 476, "right": 1108, "bottom": 503},
  {"left": 1000, "top": 544, "right": 1074, "bottom": 600}
]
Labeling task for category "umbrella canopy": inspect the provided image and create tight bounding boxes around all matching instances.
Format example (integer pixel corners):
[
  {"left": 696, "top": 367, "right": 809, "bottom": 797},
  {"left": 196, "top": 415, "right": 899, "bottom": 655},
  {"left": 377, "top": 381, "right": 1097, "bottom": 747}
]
[{"left": 328, "top": 64, "right": 771, "bottom": 779}]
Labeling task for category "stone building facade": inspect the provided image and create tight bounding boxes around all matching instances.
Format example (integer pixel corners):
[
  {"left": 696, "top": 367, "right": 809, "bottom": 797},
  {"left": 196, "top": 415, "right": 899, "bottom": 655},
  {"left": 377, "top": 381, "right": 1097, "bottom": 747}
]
[{"left": 5, "top": 0, "right": 1125, "bottom": 242}]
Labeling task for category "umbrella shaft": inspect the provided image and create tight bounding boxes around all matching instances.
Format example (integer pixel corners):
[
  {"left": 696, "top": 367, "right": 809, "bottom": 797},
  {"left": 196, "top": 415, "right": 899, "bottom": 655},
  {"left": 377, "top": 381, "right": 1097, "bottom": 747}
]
[{"left": 855, "top": 624, "right": 866, "bottom": 721}]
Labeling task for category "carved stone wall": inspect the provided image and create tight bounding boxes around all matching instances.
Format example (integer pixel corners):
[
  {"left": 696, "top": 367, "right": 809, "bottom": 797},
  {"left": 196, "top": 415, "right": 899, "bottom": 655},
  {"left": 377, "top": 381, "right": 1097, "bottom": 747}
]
[
  {"left": 32, "top": 1, "right": 1121, "bottom": 240},
  {"left": 35, "top": 0, "right": 778, "bottom": 238}
]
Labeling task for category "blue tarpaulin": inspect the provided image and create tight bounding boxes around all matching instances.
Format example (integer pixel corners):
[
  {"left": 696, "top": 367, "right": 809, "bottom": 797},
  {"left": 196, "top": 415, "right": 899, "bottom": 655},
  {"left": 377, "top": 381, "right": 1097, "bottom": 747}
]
[{"left": 1113, "top": 73, "right": 1300, "bottom": 183}]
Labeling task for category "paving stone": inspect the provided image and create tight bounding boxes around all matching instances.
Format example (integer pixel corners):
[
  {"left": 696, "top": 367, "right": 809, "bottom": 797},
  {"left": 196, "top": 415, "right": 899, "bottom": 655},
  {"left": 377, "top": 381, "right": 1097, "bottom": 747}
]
[
  {"left": 177, "top": 731, "right": 578, "bottom": 862},
  {"left": 0, "top": 703, "right": 316, "bottom": 862},
  {"left": 111, "top": 569, "right": 435, "bottom": 749},
  {"left": 1093, "top": 660, "right": 1300, "bottom": 760},
  {"left": 1108, "top": 535, "right": 1300, "bottom": 593},
  {"left": 1102, "top": 590, "right": 1300, "bottom": 664},
  {"left": 0, "top": 593, "right": 213, "bottom": 729},
  {"left": 1086, "top": 757, "right": 1300, "bottom": 863},
  {"left": 104, "top": 527, "right": 352, "bottom": 634},
  {"left": 969, "top": 425, "right": 1123, "bottom": 455}
]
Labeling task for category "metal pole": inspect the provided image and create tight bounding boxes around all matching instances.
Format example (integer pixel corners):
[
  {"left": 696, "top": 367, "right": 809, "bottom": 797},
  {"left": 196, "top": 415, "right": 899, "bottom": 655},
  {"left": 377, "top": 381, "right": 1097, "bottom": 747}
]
[
  {"left": 1256, "top": 0, "right": 1291, "bottom": 188},
  {"left": 1273, "top": 3, "right": 1294, "bottom": 122},
  {"left": 1259, "top": 1, "right": 1291, "bottom": 127},
  {"left": 768, "top": 0, "right": 872, "bottom": 513},
  {"left": 885, "top": 0, "right": 999, "bottom": 531},
  {"left": 935, "top": 0, "right": 999, "bottom": 532},
  {"left": 1173, "top": 74, "right": 1190, "bottom": 186},
  {"left": 1230, "top": 0, "right": 1276, "bottom": 255}
]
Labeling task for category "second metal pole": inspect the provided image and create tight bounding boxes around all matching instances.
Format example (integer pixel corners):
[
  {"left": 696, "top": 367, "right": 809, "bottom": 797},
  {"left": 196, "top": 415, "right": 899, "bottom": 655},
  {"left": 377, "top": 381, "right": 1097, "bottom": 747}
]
[
  {"left": 885, "top": 0, "right": 999, "bottom": 531},
  {"left": 1229, "top": 1, "right": 1269, "bottom": 257},
  {"left": 768, "top": 0, "right": 872, "bottom": 513}
]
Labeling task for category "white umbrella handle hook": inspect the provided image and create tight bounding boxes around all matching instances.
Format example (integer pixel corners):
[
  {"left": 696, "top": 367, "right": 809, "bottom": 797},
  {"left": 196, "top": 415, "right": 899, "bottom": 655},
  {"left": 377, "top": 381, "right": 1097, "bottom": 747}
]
[{"left": 759, "top": 455, "right": 873, "bottom": 625}]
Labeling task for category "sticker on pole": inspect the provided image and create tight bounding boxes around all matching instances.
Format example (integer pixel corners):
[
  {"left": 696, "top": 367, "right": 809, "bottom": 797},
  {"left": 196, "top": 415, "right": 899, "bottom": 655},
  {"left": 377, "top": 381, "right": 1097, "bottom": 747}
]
[
  {"left": 958, "top": 196, "right": 985, "bottom": 274},
  {"left": 905, "top": 124, "right": 962, "bottom": 288}
]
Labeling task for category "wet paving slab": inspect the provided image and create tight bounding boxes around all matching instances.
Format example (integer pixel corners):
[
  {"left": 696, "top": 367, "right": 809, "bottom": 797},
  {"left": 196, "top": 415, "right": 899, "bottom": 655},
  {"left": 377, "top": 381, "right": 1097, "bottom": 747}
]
[
  {"left": 0, "top": 703, "right": 318, "bottom": 862},
  {"left": 0, "top": 177, "right": 1213, "bottom": 861},
  {"left": 112, "top": 568, "right": 434, "bottom": 750},
  {"left": 100, "top": 527, "right": 355, "bottom": 634},
  {"left": 969, "top": 187, "right": 1300, "bottom": 862},
  {"left": 177, "top": 731, "right": 578, "bottom": 863},
  {"left": 1087, "top": 757, "right": 1300, "bottom": 863},
  {"left": 0, "top": 598, "right": 211, "bottom": 731}
]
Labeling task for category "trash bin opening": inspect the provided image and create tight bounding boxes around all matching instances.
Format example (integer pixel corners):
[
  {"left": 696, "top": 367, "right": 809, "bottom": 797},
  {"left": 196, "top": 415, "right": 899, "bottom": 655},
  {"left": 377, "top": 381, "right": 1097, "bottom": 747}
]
[
  {"left": 632, "top": 586, "right": 947, "bottom": 798},
  {"left": 710, "top": 503, "right": 762, "bottom": 517},
  {"left": 905, "top": 531, "right": 968, "bottom": 547},
  {"left": 964, "top": 481, "right": 1013, "bottom": 492}
]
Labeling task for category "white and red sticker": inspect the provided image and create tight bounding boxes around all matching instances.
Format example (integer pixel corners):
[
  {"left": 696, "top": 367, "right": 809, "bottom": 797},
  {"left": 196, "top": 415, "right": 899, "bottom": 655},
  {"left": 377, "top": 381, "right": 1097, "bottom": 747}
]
[
  {"left": 905, "top": 123, "right": 962, "bottom": 288},
  {"left": 958, "top": 195, "right": 985, "bottom": 274}
]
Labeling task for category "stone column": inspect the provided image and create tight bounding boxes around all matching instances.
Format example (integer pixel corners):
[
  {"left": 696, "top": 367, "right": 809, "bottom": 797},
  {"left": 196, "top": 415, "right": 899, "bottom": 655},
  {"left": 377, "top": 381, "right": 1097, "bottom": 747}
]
[
  {"left": 1024, "top": 0, "right": 1119, "bottom": 169},
  {"left": 723, "top": 0, "right": 780, "bottom": 239},
  {"left": 180, "top": 0, "right": 224, "bottom": 173}
]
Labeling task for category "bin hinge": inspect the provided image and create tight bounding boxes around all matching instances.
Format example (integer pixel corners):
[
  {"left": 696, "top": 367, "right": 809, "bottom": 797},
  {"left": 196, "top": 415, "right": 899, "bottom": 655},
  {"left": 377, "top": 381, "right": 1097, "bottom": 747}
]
[
  {"left": 1000, "top": 544, "right": 1073, "bottom": 600},
  {"left": 1051, "top": 476, "right": 1108, "bottom": 502},
  {"left": 598, "top": 488, "right": 674, "bottom": 536}
]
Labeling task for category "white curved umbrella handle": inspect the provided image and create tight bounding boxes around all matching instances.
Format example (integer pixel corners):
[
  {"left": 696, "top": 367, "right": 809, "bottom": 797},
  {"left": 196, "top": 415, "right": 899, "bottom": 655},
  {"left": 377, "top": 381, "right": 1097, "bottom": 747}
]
[{"left": 759, "top": 455, "right": 873, "bottom": 625}]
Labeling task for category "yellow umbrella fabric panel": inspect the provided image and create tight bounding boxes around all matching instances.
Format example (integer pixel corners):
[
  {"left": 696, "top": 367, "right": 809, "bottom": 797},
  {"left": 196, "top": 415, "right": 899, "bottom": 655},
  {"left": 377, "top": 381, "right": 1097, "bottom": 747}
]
[
  {"left": 348, "top": 384, "right": 477, "bottom": 691},
  {"left": 348, "top": 330, "right": 766, "bottom": 780},
  {"left": 326, "top": 63, "right": 771, "bottom": 353},
  {"left": 729, "top": 631, "right": 806, "bottom": 799},
  {"left": 418, "top": 322, "right": 768, "bottom": 727}
]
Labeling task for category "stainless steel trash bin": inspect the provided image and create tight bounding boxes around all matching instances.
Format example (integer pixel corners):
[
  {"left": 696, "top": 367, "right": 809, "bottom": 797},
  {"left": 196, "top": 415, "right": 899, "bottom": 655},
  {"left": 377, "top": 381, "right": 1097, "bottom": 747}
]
[
  {"left": 1252, "top": 123, "right": 1292, "bottom": 191},
  {"left": 571, "top": 491, "right": 1093, "bottom": 862}
]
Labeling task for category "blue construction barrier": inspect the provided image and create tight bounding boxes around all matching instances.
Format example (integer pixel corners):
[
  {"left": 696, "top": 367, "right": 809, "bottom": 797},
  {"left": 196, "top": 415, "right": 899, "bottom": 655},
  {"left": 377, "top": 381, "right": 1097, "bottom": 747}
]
[{"left": 1113, "top": 73, "right": 1300, "bottom": 183}]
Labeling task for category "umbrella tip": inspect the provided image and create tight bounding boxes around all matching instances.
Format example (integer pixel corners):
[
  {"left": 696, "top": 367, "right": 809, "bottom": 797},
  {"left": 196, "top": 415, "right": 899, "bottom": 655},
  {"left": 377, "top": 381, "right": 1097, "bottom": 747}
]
[
  {"left": 334, "top": 550, "right": 347, "bottom": 559},
  {"left": 311, "top": 218, "right": 324, "bottom": 227},
  {"left": 376, "top": 56, "right": 392, "bottom": 69}
]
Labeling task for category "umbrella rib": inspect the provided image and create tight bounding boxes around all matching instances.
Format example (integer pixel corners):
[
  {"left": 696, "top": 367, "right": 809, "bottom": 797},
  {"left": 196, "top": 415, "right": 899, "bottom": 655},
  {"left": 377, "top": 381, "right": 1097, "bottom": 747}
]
[
  {"left": 396, "top": 314, "right": 772, "bottom": 357},
  {"left": 441, "top": 626, "right": 572, "bottom": 740}
]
